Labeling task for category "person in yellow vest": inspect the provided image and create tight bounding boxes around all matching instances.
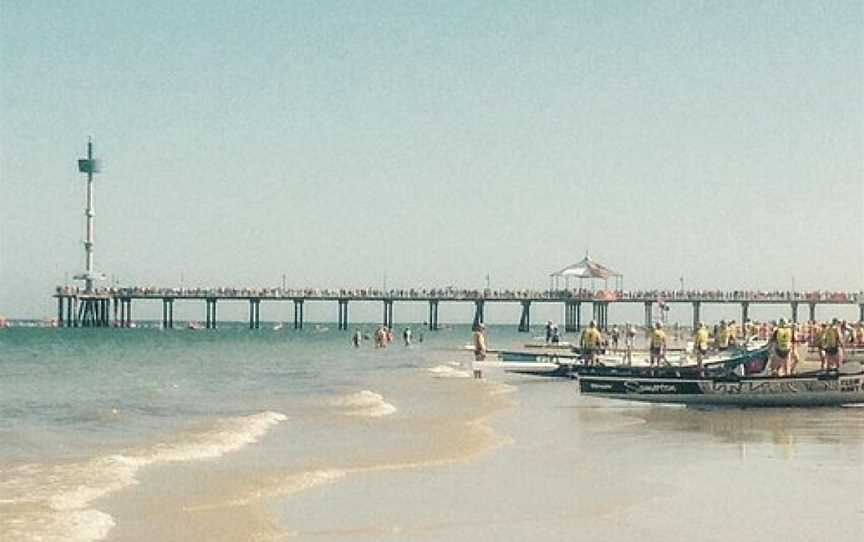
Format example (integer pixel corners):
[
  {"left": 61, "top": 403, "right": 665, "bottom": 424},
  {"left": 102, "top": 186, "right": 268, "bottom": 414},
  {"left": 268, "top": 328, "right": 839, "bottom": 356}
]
[
  {"left": 856, "top": 322, "right": 864, "bottom": 347},
  {"left": 821, "top": 318, "right": 844, "bottom": 370},
  {"left": 649, "top": 322, "right": 667, "bottom": 368},
  {"left": 693, "top": 322, "right": 710, "bottom": 372},
  {"left": 815, "top": 323, "right": 828, "bottom": 370},
  {"left": 580, "top": 321, "right": 603, "bottom": 366},
  {"left": 769, "top": 318, "right": 793, "bottom": 376},
  {"left": 727, "top": 320, "right": 738, "bottom": 347},
  {"left": 715, "top": 320, "right": 730, "bottom": 351}
]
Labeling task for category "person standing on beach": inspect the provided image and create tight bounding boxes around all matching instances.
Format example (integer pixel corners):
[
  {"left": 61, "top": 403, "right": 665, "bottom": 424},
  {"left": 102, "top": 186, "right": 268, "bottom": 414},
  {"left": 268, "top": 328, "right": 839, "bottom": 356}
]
[
  {"left": 821, "top": 318, "right": 844, "bottom": 370},
  {"left": 715, "top": 320, "right": 730, "bottom": 351},
  {"left": 624, "top": 323, "right": 636, "bottom": 365},
  {"left": 649, "top": 322, "right": 667, "bottom": 368},
  {"left": 472, "top": 323, "right": 487, "bottom": 378},
  {"left": 402, "top": 327, "right": 412, "bottom": 346},
  {"left": 693, "top": 322, "right": 709, "bottom": 371},
  {"left": 352, "top": 329, "right": 362, "bottom": 348},
  {"left": 768, "top": 319, "right": 792, "bottom": 376},
  {"left": 610, "top": 325, "right": 620, "bottom": 351},
  {"left": 580, "top": 321, "right": 602, "bottom": 366}
]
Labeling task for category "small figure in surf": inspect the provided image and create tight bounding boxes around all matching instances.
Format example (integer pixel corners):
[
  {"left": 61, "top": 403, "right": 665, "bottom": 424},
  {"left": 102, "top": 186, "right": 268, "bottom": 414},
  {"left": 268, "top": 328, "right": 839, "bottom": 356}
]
[{"left": 472, "top": 323, "right": 487, "bottom": 379}]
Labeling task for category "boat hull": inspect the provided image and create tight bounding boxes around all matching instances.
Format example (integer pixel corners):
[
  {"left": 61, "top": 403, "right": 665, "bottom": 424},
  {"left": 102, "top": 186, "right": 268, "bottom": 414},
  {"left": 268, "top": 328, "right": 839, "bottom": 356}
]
[{"left": 579, "top": 370, "right": 864, "bottom": 407}]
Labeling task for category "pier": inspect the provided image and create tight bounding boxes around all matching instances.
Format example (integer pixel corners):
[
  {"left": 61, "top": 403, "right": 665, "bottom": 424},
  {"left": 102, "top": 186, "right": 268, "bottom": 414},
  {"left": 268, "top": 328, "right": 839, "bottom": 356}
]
[
  {"left": 54, "top": 141, "right": 862, "bottom": 333},
  {"left": 53, "top": 287, "right": 864, "bottom": 331}
]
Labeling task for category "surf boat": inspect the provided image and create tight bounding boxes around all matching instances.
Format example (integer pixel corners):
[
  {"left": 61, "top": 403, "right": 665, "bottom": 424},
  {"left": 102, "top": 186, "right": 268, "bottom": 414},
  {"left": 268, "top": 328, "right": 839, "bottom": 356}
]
[
  {"left": 496, "top": 344, "right": 766, "bottom": 379},
  {"left": 579, "top": 358, "right": 864, "bottom": 407}
]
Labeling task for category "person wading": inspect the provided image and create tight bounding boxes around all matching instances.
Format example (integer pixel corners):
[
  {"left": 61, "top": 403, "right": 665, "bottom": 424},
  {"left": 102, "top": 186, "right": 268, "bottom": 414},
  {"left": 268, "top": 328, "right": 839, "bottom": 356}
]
[{"left": 472, "top": 323, "right": 487, "bottom": 378}]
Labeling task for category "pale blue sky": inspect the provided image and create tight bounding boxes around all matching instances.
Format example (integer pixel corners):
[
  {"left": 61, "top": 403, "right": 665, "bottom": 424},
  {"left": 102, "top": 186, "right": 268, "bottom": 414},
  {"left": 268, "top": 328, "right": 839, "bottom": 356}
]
[{"left": 1, "top": 1, "right": 862, "bottom": 321}]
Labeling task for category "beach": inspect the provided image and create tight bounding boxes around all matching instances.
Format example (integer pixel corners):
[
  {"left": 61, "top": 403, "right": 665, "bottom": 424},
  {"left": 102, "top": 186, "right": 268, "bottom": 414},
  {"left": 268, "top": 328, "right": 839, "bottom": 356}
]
[{"left": 1, "top": 325, "right": 863, "bottom": 541}]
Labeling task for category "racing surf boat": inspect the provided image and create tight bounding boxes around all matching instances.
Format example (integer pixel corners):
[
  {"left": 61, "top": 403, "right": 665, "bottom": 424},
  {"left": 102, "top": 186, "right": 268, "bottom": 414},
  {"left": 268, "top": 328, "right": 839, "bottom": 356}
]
[{"left": 578, "top": 355, "right": 864, "bottom": 407}]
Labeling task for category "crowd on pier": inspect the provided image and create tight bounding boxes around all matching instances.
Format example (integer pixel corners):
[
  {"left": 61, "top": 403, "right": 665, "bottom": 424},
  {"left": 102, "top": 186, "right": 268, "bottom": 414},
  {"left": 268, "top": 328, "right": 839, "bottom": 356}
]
[{"left": 55, "top": 285, "right": 864, "bottom": 303}]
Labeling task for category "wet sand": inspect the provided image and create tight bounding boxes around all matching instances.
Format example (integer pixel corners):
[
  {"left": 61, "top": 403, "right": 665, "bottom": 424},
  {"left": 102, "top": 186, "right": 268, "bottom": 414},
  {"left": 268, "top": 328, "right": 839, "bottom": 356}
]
[{"left": 270, "top": 377, "right": 864, "bottom": 542}]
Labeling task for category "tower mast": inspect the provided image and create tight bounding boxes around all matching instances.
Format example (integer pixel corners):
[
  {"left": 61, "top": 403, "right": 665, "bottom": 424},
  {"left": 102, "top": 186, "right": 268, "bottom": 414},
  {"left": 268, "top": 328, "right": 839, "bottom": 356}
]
[{"left": 74, "top": 138, "right": 105, "bottom": 293}]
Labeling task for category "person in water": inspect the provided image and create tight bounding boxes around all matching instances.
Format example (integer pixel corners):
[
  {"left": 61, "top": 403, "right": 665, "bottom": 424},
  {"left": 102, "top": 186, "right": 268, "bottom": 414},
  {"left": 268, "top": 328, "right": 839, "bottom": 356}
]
[
  {"left": 472, "top": 323, "right": 487, "bottom": 378},
  {"left": 649, "top": 322, "right": 667, "bottom": 368}
]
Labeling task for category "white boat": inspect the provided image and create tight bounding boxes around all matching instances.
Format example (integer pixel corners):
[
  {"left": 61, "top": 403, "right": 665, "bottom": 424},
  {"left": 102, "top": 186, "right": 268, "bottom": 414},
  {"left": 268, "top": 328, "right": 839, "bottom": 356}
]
[{"left": 472, "top": 360, "right": 562, "bottom": 374}]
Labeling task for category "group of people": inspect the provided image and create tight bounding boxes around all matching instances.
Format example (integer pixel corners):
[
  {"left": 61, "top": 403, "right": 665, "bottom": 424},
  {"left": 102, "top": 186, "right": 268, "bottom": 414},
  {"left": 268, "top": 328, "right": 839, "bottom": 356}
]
[
  {"left": 352, "top": 326, "right": 421, "bottom": 348},
  {"left": 766, "top": 318, "right": 855, "bottom": 376},
  {"left": 575, "top": 317, "right": 863, "bottom": 375},
  {"left": 579, "top": 321, "right": 642, "bottom": 366},
  {"left": 544, "top": 321, "right": 561, "bottom": 344}
]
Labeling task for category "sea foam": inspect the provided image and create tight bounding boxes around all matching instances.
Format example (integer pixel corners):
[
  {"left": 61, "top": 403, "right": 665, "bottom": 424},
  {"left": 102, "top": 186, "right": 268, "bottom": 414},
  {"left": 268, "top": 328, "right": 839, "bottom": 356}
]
[
  {"left": 426, "top": 365, "right": 472, "bottom": 379},
  {"left": 330, "top": 390, "right": 397, "bottom": 418}
]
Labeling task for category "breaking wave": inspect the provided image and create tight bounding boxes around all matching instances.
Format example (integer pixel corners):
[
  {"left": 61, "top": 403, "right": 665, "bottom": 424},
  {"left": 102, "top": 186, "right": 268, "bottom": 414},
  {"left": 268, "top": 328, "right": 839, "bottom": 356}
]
[{"left": 330, "top": 390, "right": 397, "bottom": 418}]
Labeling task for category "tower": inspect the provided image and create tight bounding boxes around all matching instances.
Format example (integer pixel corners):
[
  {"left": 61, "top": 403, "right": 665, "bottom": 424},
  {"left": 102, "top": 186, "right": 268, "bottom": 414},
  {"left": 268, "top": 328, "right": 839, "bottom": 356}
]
[{"left": 73, "top": 138, "right": 107, "bottom": 326}]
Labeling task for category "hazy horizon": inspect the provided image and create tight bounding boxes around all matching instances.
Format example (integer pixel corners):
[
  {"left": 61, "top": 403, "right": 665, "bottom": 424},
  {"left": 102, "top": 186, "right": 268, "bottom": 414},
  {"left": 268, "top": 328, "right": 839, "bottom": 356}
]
[{"left": 2, "top": 1, "right": 862, "bottom": 321}]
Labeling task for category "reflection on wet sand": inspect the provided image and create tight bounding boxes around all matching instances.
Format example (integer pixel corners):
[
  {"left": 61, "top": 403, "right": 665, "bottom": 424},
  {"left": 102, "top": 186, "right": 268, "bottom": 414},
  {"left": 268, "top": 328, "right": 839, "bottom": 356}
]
[{"left": 624, "top": 404, "right": 864, "bottom": 449}]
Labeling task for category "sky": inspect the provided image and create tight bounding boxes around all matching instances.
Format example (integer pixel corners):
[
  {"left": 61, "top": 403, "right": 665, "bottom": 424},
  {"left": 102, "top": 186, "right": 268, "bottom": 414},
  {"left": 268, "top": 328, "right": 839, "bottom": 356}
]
[{"left": 1, "top": 1, "right": 862, "bottom": 322}]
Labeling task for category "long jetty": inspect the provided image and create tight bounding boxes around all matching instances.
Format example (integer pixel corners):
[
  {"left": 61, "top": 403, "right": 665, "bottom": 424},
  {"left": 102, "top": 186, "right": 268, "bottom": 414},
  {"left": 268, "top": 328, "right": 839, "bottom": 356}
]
[{"left": 53, "top": 287, "right": 864, "bottom": 331}]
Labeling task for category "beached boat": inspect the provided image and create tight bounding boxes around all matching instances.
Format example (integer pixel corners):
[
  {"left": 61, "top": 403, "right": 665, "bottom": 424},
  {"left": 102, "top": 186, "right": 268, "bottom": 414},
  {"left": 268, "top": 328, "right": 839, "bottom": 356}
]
[
  {"left": 579, "top": 357, "right": 864, "bottom": 407},
  {"left": 496, "top": 344, "right": 767, "bottom": 377},
  {"left": 472, "top": 360, "right": 564, "bottom": 375}
]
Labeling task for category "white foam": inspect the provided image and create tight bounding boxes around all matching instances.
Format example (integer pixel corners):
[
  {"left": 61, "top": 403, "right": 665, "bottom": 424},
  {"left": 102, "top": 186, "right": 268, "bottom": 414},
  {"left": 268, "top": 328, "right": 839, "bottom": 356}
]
[
  {"left": 331, "top": 391, "right": 397, "bottom": 418},
  {"left": 426, "top": 365, "right": 472, "bottom": 379},
  {"left": 0, "top": 411, "right": 287, "bottom": 542}
]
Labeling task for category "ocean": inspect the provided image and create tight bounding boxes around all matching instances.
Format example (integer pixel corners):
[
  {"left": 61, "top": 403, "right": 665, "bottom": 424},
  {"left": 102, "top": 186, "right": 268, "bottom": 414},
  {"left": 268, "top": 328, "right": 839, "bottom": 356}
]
[{"left": 1, "top": 324, "right": 862, "bottom": 541}]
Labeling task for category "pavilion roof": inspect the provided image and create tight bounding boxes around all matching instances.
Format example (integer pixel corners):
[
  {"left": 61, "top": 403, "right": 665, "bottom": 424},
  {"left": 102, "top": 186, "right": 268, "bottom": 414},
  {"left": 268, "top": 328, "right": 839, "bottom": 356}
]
[{"left": 550, "top": 255, "right": 621, "bottom": 279}]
